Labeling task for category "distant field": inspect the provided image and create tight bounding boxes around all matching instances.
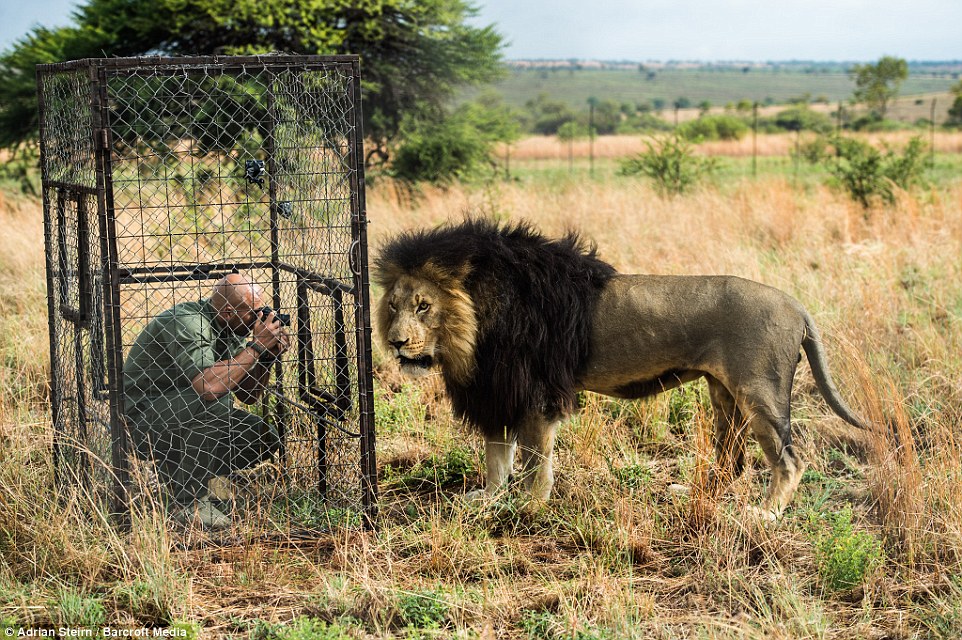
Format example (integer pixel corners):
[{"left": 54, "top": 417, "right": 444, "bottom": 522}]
[{"left": 463, "top": 66, "right": 959, "bottom": 123}]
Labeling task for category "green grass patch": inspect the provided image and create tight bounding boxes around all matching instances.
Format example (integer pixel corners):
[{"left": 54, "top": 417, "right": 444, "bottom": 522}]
[{"left": 809, "top": 506, "right": 884, "bottom": 592}]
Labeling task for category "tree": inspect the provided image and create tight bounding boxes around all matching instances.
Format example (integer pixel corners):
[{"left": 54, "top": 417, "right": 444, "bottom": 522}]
[
  {"left": 849, "top": 56, "right": 908, "bottom": 120},
  {"left": 524, "top": 93, "right": 576, "bottom": 135},
  {"left": 556, "top": 121, "right": 586, "bottom": 173},
  {"left": 0, "top": 0, "right": 504, "bottom": 162},
  {"left": 391, "top": 94, "right": 520, "bottom": 185},
  {"left": 947, "top": 80, "right": 962, "bottom": 126}
]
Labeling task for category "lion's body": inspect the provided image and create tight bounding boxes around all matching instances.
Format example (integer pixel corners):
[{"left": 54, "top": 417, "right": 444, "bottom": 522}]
[{"left": 375, "top": 220, "right": 867, "bottom": 516}]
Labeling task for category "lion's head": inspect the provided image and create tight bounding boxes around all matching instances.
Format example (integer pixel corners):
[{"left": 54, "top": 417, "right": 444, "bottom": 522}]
[
  {"left": 375, "top": 219, "right": 616, "bottom": 436},
  {"left": 374, "top": 260, "right": 478, "bottom": 386}
]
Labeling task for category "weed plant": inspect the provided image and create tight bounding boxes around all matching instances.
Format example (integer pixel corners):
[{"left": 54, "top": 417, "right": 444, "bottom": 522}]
[{"left": 618, "top": 134, "right": 719, "bottom": 195}]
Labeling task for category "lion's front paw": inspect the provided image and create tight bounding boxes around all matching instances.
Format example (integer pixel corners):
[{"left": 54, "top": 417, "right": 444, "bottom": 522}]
[{"left": 746, "top": 505, "right": 780, "bottom": 523}]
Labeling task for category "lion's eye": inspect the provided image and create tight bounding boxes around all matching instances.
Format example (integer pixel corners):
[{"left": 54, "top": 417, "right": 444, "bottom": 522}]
[{"left": 417, "top": 301, "right": 431, "bottom": 313}]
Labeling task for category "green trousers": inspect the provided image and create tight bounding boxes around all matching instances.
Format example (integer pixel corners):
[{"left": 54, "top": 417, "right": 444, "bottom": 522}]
[{"left": 126, "top": 391, "right": 279, "bottom": 504}]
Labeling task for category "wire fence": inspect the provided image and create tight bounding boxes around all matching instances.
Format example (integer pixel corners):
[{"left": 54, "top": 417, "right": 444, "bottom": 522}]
[{"left": 38, "top": 55, "right": 377, "bottom": 539}]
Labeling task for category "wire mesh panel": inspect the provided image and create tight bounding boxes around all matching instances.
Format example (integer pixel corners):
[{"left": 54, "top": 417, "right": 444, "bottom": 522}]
[{"left": 38, "top": 55, "right": 377, "bottom": 537}]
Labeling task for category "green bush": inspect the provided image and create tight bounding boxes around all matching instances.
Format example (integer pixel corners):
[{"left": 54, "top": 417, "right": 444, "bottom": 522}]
[
  {"left": 253, "top": 616, "right": 354, "bottom": 640},
  {"left": 385, "top": 447, "right": 476, "bottom": 490},
  {"left": 619, "top": 135, "right": 718, "bottom": 195},
  {"left": 397, "top": 588, "right": 449, "bottom": 629},
  {"left": 610, "top": 462, "right": 653, "bottom": 490},
  {"left": 391, "top": 96, "right": 520, "bottom": 185},
  {"left": 0, "top": 147, "right": 40, "bottom": 196},
  {"left": 616, "top": 113, "right": 673, "bottom": 134},
  {"left": 520, "top": 610, "right": 608, "bottom": 640},
  {"left": 823, "top": 135, "right": 927, "bottom": 207},
  {"left": 676, "top": 114, "right": 748, "bottom": 141},
  {"left": 51, "top": 588, "right": 107, "bottom": 628},
  {"left": 391, "top": 118, "right": 492, "bottom": 185},
  {"left": 772, "top": 107, "right": 834, "bottom": 134},
  {"left": 811, "top": 506, "right": 883, "bottom": 592}
]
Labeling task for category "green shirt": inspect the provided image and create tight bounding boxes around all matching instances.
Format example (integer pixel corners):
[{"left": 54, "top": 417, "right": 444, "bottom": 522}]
[{"left": 123, "top": 298, "right": 247, "bottom": 403}]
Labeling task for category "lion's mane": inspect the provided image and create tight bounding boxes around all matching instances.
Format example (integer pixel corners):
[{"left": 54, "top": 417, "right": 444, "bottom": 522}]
[{"left": 375, "top": 219, "right": 616, "bottom": 437}]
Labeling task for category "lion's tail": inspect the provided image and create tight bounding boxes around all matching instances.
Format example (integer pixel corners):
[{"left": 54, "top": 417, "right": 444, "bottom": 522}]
[{"left": 801, "top": 314, "right": 869, "bottom": 431}]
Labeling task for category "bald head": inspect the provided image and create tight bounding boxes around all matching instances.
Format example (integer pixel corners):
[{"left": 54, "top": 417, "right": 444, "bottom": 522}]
[
  {"left": 211, "top": 273, "right": 260, "bottom": 312},
  {"left": 210, "top": 273, "right": 263, "bottom": 334}
]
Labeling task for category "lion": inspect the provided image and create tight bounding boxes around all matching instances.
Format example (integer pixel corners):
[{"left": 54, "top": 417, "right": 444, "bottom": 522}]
[{"left": 374, "top": 219, "right": 868, "bottom": 517}]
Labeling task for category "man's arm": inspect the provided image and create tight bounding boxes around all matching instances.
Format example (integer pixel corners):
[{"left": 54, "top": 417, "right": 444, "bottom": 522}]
[
  {"left": 191, "top": 346, "right": 265, "bottom": 401},
  {"left": 191, "top": 315, "right": 289, "bottom": 402},
  {"left": 234, "top": 352, "right": 274, "bottom": 405}
]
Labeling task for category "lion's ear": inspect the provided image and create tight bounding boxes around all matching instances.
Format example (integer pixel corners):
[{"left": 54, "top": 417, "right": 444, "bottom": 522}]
[{"left": 416, "top": 259, "right": 472, "bottom": 294}]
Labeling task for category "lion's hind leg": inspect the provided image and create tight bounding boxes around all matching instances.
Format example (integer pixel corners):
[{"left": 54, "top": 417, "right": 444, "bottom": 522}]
[
  {"left": 706, "top": 376, "right": 748, "bottom": 493},
  {"left": 517, "top": 413, "right": 560, "bottom": 501},
  {"left": 740, "top": 397, "right": 806, "bottom": 519}
]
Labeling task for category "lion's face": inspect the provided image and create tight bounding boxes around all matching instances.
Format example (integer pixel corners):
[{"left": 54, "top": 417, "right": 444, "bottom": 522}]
[
  {"left": 378, "top": 275, "right": 444, "bottom": 377},
  {"left": 375, "top": 270, "right": 478, "bottom": 385}
]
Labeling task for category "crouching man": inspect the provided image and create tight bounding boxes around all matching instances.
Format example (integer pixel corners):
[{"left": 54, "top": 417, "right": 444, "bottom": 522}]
[{"left": 123, "top": 273, "right": 290, "bottom": 529}]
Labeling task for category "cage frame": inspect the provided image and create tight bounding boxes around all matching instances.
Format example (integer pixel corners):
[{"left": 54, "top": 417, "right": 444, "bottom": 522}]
[{"left": 37, "top": 54, "right": 378, "bottom": 530}]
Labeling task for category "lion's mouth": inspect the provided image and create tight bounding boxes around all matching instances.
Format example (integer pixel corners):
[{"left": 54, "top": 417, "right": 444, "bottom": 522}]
[{"left": 398, "top": 354, "right": 434, "bottom": 369}]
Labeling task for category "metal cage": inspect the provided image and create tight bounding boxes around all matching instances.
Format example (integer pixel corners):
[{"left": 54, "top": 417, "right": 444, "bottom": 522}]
[{"left": 37, "top": 55, "right": 377, "bottom": 535}]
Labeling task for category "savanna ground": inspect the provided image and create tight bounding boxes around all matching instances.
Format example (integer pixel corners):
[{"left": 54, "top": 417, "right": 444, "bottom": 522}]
[{"left": 1, "top": 132, "right": 962, "bottom": 638}]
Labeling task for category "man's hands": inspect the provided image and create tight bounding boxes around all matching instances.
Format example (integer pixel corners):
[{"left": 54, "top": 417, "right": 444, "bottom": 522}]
[
  {"left": 193, "top": 310, "right": 291, "bottom": 402},
  {"left": 250, "top": 309, "right": 291, "bottom": 357}
]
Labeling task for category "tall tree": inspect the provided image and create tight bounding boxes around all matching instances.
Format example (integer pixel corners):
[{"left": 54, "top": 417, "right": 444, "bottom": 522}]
[
  {"left": 849, "top": 56, "right": 908, "bottom": 120},
  {"left": 948, "top": 80, "right": 962, "bottom": 126},
  {"left": 0, "top": 0, "right": 503, "bottom": 162}
]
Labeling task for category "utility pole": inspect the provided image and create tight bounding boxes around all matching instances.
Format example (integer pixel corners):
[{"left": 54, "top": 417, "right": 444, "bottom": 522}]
[
  {"left": 752, "top": 102, "right": 759, "bottom": 178},
  {"left": 588, "top": 97, "right": 597, "bottom": 178}
]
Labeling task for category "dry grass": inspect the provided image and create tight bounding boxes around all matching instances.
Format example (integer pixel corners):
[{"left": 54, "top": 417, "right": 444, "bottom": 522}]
[
  {"left": 509, "top": 131, "right": 962, "bottom": 161},
  {"left": 2, "top": 166, "right": 962, "bottom": 637}
]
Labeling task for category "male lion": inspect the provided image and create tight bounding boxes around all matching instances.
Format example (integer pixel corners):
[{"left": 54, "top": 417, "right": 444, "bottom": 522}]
[{"left": 375, "top": 220, "right": 867, "bottom": 517}]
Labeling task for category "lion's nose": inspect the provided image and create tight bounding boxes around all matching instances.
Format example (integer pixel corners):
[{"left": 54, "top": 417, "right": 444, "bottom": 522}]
[{"left": 389, "top": 338, "right": 409, "bottom": 351}]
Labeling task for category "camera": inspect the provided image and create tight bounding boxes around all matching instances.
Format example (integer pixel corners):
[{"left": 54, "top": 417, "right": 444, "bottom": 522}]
[{"left": 255, "top": 306, "right": 291, "bottom": 326}]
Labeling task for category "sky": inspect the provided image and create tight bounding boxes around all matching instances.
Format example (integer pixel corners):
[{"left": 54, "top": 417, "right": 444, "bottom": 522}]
[{"left": 1, "top": 0, "right": 959, "bottom": 62}]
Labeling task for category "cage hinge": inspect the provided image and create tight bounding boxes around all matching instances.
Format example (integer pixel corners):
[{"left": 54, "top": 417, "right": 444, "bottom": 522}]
[{"left": 96, "top": 128, "right": 109, "bottom": 149}]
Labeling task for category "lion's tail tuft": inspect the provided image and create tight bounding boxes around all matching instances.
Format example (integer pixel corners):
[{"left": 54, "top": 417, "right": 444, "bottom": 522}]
[{"left": 801, "top": 314, "right": 869, "bottom": 431}]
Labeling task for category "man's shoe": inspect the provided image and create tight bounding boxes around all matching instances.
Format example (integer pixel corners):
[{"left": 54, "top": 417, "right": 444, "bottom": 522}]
[
  {"left": 168, "top": 496, "right": 231, "bottom": 531},
  {"left": 194, "top": 496, "right": 231, "bottom": 530}
]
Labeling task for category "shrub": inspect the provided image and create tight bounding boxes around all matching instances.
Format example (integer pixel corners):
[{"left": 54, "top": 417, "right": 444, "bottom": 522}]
[
  {"left": 391, "top": 97, "right": 519, "bottom": 185},
  {"left": 0, "top": 147, "right": 40, "bottom": 196},
  {"left": 823, "top": 135, "right": 927, "bottom": 207},
  {"left": 397, "top": 588, "right": 449, "bottom": 629},
  {"left": 253, "top": 617, "right": 354, "bottom": 640},
  {"left": 385, "top": 446, "right": 477, "bottom": 489},
  {"left": 391, "top": 118, "right": 491, "bottom": 185},
  {"left": 797, "top": 136, "right": 832, "bottom": 165},
  {"left": 616, "top": 113, "right": 673, "bottom": 134},
  {"left": 773, "top": 107, "right": 834, "bottom": 134},
  {"left": 676, "top": 114, "right": 748, "bottom": 141},
  {"left": 619, "top": 135, "right": 718, "bottom": 195},
  {"left": 51, "top": 588, "right": 107, "bottom": 628},
  {"left": 810, "top": 506, "right": 884, "bottom": 592},
  {"left": 611, "top": 462, "right": 653, "bottom": 490},
  {"left": 521, "top": 611, "right": 607, "bottom": 640}
]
